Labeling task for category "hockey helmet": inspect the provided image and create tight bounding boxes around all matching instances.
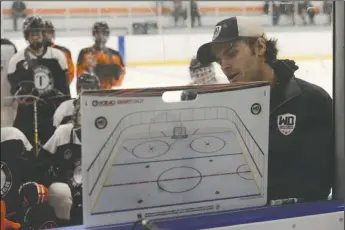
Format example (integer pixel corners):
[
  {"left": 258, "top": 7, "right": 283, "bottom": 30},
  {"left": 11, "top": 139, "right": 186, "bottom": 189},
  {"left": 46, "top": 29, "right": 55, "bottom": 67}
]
[
  {"left": 44, "top": 20, "right": 55, "bottom": 36},
  {"left": 189, "top": 57, "right": 216, "bottom": 85},
  {"left": 23, "top": 16, "right": 46, "bottom": 49},
  {"left": 92, "top": 21, "right": 110, "bottom": 35},
  {"left": 92, "top": 21, "right": 110, "bottom": 45},
  {"left": 76, "top": 72, "right": 100, "bottom": 93}
]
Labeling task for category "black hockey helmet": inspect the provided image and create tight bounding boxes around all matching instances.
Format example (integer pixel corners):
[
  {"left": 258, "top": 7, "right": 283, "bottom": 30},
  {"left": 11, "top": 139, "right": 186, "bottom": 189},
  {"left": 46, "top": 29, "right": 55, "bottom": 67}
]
[
  {"left": 23, "top": 16, "right": 45, "bottom": 39},
  {"left": 92, "top": 21, "right": 110, "bottom": 35},
  {"left": 77, "top": 72, "right": 100, "bottom": 93},
  {"left": 189, "top": 57, "right": 216, "bottom": 84},
  {"left": 23, "top": 16, "right": 46, "bottom": 49}
]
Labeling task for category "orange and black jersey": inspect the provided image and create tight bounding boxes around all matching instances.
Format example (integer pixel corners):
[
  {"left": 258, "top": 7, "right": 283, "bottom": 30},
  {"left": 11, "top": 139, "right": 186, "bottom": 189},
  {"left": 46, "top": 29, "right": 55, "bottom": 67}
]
[
  {"left": 76, "top": 46, "right": 126, "bottom": 89},
  {"left": 48, "top": 43, "right": 75, "bottom": 84}
]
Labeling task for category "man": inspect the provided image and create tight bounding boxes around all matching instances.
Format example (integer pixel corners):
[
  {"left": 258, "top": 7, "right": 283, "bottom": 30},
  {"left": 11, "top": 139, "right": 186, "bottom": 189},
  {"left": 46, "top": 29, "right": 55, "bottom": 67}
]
[
  {"left": 7, "top": 15, "right": 70, "bottom": 146},
  {"left": 45, "top": 20, "right": 75, "bottom": 84},
  {"left": 1, "top": 38, "right": 17, "bottom": 127},
  {"left": 1, "top": 127, "right": 35, "bottom": 215},
  {"left": 53, "top": 72, "right": 100, "bottom": 128},
  {"left": 11, "top": 0, "right": 26, "bottom": 31},
  {"left": 76, "top": 21, "right": 126, "bottom": 89},
  {"left": 196, "top": 16, "right": 334, "bottom": 202},
  {"left": 38, "top": 98, "right": 83, "bottom": 225}
]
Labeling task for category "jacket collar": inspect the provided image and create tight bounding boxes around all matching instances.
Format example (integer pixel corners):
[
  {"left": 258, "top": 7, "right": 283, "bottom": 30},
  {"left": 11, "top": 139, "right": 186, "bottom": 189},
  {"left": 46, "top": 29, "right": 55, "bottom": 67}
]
[{"left": 270, "top": 60, "right": 303, "bottom": 114}]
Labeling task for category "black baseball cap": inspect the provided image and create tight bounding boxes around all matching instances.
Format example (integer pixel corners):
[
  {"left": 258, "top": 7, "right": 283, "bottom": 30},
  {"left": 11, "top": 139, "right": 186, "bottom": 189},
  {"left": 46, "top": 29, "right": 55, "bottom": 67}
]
[{"left": 197, "top": 16, "right": 264, "bottom": 64}]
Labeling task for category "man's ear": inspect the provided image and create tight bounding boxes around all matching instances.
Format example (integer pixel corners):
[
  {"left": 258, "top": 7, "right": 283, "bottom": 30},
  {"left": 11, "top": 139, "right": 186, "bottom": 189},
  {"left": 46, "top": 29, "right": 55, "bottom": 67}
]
[{"left": 257, "top": 37, "right": 266, "bottom": 57}]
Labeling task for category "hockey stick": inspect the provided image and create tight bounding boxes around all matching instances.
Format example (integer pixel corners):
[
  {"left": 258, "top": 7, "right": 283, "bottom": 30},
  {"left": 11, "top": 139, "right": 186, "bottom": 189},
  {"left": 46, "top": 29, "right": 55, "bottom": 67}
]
[
  {"left": 6, "top": 94, "right": 43, "bottom": 156},
  {"left": 6, "top": 92, "right": 69, "bottom": 157}
]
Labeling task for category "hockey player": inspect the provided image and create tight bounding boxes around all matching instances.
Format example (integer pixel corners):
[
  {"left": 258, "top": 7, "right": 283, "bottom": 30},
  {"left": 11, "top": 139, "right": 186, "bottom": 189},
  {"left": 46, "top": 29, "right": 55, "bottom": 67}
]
[
  {"left": 1, "top": 38, "right": 18, "bottom": 127},
  {"left": 53, "top": 72, "right": 100, "bottom": 128},
  {"left": 16, "top": 182, "right": 59, "bottom": 229},
  {"left": 196, "top": 16, "right": 333, "bottom": 202},
  {"left": 7, "top": 15, "right": 71, "bottom": 146},
  {"left": 38, "top": 98, "right": 83, "bottom": 225},
  {"left": 181, "top": 57, "right": 218, "bottom": 101},
  {"left": 76, "top": 21, "right": 126, "bottom": 89},
  {"left": 45, "top": 20, "right": 75, "bottom": 84},
  {"left": 1, "top": 127, "right": 35, "bottom": 215}
]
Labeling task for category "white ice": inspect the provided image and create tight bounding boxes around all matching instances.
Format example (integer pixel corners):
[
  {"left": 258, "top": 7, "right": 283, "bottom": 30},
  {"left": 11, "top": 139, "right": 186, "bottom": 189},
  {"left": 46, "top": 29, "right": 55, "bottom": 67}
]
[{"left": 69, "top": 60, "right": 333, "bottom": 99}]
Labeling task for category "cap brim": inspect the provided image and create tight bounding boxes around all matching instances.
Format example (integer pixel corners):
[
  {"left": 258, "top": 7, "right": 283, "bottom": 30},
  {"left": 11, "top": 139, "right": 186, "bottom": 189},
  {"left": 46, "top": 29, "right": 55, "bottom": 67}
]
[{"left": 196, "top": 38, "right": 237, "bottom": 65}]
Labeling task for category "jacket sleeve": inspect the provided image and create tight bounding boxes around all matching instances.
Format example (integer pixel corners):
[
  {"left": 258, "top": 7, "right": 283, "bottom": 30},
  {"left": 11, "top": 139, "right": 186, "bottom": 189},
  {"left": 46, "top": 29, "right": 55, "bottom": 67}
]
[{"left": 301, "top": 88, "right": 334, "bottom": 199}]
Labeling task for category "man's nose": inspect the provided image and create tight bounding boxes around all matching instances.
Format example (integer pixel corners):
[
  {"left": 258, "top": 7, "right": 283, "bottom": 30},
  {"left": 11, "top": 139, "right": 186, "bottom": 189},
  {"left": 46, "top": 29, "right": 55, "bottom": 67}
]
[{"left": 221, "top": 61, "right": 233, "bottom": 73}]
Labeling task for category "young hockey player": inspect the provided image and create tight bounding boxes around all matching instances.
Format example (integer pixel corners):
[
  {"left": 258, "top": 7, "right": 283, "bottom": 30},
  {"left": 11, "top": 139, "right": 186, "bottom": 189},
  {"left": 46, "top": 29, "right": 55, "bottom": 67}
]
[
  {"left": 45, "top": 20, "right": 75, "bottom": 84},
  {"left": 7, "top": 15, "right": 71, "bottom": 146},
  {"left": 76, "top": 21, "right": 126, "bottom": 89},
  {"left": 38, "top": 98, "right": 83, "bottom": 225},
  {"left": 1, "top": 38, "right": 18, "bottom": 127},
  {"left": 53, "top": 72, "right": 100, "bottom": 128},
  {"left": 181, "top": 57, "right": 219, "bottom": 101},
  {"left": 1, "top": 127, "right": 35, "bottom": 215},
  {"left": 196, "top": 16, "right": 333, "bottom": 202}
]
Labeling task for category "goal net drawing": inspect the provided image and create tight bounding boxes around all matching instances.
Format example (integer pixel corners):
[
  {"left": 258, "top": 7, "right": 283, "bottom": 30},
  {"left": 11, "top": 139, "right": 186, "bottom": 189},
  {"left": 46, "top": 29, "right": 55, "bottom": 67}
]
[{"left": 85, "top": 107, "right": 266, "bottom": 213}]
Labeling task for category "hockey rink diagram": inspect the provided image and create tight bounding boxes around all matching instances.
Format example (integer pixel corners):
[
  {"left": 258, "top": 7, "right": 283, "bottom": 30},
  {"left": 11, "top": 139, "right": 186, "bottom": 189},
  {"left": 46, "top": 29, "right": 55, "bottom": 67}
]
[{"left": 85, "top": 107, "right": 266, "bottom": 216}]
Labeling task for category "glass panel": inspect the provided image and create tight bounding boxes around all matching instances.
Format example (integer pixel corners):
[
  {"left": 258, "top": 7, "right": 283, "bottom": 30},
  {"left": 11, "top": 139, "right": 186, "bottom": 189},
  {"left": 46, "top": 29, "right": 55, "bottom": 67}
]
[{"left": 0, "top": 0, "right": 335, "bottom": 228}]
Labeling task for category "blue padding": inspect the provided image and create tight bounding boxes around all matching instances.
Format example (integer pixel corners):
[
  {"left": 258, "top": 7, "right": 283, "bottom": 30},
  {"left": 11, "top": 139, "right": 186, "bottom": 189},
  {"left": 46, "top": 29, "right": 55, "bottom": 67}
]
[
  {"left": 118, "top": 35, "right": 125, "bottom": 63},
  {"left": 57, "top": 200, "right": 343, "bottom": 230}
]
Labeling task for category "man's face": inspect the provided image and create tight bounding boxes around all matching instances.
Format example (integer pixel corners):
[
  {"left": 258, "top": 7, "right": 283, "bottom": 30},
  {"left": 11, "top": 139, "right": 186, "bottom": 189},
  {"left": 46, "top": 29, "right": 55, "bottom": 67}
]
[
  {"left": 214, "top": 38, "right": 265, "bottom": 83},
  {"left": 28, "top": 30, "right": 44, "bottom": 44},
  {"left": 94, "top": 31, "right": 109, "bottom": 46}
]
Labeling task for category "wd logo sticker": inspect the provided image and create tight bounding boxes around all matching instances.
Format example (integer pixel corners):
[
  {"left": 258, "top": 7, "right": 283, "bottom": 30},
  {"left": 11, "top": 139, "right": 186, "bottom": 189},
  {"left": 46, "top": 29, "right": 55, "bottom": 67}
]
[
  {"left": 95, "top": 116, "right": 108, "bottom": 130},
  {"left": 277, "top": 113, "right": 296, "bottom": 136},
  {"left": 212, "top": 25, "right": 222, "bottom": 41}
]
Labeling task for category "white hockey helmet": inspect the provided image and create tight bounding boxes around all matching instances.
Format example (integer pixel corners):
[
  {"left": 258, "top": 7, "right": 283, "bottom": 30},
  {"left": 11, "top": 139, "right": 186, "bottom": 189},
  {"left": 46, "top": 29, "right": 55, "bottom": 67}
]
[{"left": 189, "top": 57, "right": 216, "bottom": 85}]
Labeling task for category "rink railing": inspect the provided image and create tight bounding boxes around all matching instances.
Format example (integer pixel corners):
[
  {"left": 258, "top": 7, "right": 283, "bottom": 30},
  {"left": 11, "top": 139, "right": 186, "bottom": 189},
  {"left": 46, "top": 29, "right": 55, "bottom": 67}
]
[{"left": 86, "top": 107, "right": 266, "bottom": 211}]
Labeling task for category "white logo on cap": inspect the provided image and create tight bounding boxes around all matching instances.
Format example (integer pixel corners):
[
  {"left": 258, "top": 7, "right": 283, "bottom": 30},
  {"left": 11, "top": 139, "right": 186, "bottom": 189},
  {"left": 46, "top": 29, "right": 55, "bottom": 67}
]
[{"left": 212, "top": 25, "right": 222, "bottom": 41}]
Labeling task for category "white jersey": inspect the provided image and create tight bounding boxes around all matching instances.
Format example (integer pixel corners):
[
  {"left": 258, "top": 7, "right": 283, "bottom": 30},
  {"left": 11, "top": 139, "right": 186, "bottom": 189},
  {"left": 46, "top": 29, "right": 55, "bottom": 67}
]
[
  {"left": 53, "top": 99, "right": 75, "bottom": 127},
  {"left": 1, "top": 39, "right": 17, "bottom": 127},
  {"left": 1, "top": 127, "right": 32, "bottom": 151},
  {"left": 42, "top": 123, "right": 82, "bottom": 205}
]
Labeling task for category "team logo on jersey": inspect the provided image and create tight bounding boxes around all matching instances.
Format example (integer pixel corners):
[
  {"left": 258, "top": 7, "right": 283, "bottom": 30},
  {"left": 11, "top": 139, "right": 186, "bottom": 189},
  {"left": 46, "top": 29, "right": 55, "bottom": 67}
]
[
  {"left": 212, "top": 25, "right": 222, "bottom": 41},
  {"left": 251, "top": 103, "right": 262, "bottom": 115},
  {"left": 39, "top": 221, "right": 58, "bottom": 229},
  {"left": 277, "top": 113, "right": 296, "bottom": 136},
  {"left": 33, "top": 66, "right": 54, "bottom": 95},
  {"left": 64, "top": 149, "right": 72, "bottom": 160},
  {"left": 95, "top": 116, "right": 107, "bottom": 129},
  {"left": 69, "top": 160, "right": 82, "bottom": 188},
  {"left": 1, "top": 161, "right": 13, "bottom": 197}
]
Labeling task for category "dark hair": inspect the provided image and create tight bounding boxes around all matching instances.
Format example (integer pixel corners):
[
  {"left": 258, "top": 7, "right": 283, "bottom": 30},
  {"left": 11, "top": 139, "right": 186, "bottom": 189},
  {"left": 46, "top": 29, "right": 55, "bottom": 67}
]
[{"left": 243, "top": 36, "right": 278, "bottom": 66}]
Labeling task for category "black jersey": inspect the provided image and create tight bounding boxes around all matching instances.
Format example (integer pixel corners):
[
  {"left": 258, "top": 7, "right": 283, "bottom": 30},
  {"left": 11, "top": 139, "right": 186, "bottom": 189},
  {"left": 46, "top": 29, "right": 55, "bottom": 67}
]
[
  {"left": 7, "top": 46, "right": 70, "bottom": 98},
  {"left": 41, "top": 123, "right": 82, "bottom": 208},
  {"left": 1, "top": 127, "right": 34, "bottom": 215},
  {"left": 7, "top": 46, "right": 71, "bottom": 145},
  {"left": 17, "top": 203, "right": 58, "bottom": 229}
]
